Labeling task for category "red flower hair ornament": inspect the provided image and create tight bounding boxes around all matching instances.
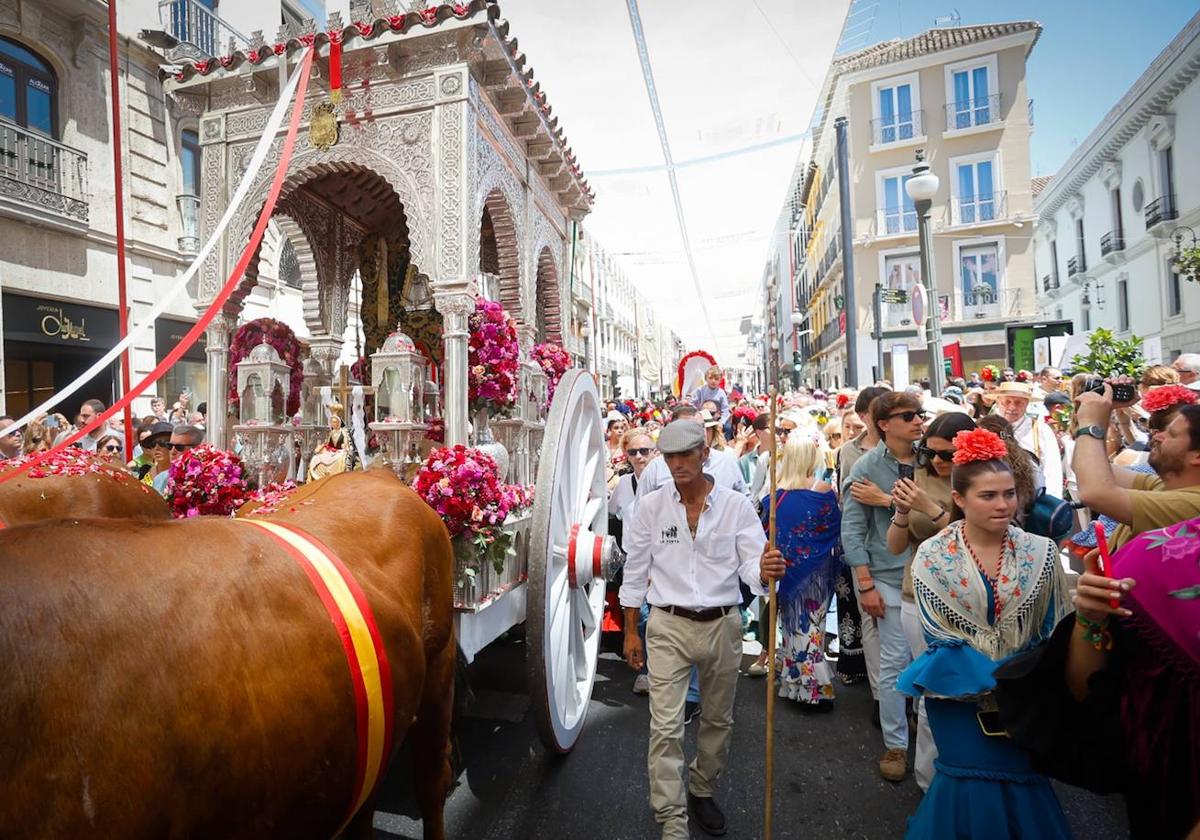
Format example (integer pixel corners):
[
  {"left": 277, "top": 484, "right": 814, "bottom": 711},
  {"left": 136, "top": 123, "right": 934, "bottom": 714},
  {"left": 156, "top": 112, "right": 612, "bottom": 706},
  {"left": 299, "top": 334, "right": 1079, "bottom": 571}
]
[
  {"left": 952, "top": 428, "right": 1009, "bottom": 465},
  {"left": 1141, "top": 384, "right": 1197, "bottom": 414}
]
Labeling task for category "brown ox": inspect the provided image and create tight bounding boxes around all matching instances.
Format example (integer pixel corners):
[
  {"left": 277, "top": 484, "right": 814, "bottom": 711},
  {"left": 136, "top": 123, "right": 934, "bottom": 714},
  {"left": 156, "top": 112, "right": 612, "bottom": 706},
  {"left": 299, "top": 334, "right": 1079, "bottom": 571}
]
[
  {"left": 0, "top": 470, "right": 454, "bottom": 839},
  {"left": 0, "top": 459, "right": 169, "bottom": 526}
]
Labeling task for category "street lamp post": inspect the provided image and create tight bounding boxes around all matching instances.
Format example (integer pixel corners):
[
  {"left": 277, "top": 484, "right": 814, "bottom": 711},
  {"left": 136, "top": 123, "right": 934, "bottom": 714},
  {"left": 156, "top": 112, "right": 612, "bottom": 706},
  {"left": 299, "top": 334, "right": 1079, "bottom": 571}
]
[{"left": 906, "top": 150, "right": 944, "bottom": 397}]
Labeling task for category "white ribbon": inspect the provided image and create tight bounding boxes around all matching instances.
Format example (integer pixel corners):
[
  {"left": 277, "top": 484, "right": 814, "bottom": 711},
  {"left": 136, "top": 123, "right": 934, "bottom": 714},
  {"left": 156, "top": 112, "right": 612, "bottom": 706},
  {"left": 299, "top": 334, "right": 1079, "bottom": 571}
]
[
  {"left": 350, "top": 385, "right": 372, "bottom": 468},
  {"left": 6, "top": 56, "right": 309, "bottom": 436}
]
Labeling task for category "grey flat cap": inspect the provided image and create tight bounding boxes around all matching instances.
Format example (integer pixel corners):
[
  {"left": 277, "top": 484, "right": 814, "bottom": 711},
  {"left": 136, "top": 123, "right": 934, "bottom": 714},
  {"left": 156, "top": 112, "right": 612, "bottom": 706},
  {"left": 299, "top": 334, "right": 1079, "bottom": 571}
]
[{"left": 656, "top": 419, "right": 705, "bottom": 454}]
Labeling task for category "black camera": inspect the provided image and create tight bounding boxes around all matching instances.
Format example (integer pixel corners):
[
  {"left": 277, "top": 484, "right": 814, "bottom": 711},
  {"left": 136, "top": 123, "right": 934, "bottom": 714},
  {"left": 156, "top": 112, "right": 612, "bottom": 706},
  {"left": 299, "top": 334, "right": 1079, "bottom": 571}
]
[{"left": 1082, "top": 377, "right": 1137, "bottom": 404}]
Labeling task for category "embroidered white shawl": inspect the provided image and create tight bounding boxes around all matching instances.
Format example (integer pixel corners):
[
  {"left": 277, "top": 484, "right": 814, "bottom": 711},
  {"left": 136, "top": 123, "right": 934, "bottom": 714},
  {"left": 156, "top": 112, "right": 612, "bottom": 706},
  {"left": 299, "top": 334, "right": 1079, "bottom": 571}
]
[{"left": 912, "top": 522, "right": 1070, "bottom": 660}]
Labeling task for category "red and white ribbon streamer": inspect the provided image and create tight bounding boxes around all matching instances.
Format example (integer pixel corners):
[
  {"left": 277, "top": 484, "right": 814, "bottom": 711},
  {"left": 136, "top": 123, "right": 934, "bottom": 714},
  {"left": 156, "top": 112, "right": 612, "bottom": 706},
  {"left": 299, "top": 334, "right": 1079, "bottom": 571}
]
[
  {"left": 0, "top": 47, "right": 316, "bottom": 486},
  {"left": 3, "top": 49, "right": 311, "bottom": 439}
]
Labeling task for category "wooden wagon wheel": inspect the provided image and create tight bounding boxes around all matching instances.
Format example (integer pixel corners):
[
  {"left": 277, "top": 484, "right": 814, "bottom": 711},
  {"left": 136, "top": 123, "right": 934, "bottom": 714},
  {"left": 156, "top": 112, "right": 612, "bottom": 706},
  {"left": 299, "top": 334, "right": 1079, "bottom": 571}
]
[{"left": 526, "top": 369, "right": 622, "bottom": 753}]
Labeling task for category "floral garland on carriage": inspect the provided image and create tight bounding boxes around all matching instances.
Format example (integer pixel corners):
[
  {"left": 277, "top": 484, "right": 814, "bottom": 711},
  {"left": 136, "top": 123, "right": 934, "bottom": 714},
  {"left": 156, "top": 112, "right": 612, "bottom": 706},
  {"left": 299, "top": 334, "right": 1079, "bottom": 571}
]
[{"left": 228, "top": 318, "right": 304, "bottom": 419}]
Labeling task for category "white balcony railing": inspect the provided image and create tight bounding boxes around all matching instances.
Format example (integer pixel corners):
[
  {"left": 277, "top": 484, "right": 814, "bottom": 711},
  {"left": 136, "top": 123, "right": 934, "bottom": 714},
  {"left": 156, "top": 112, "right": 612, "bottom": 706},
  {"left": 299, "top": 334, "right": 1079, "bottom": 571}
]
[
  {"left": 159, "top": 0, "right": 250, "bottom": 57},
  {"left": 0, "top": 118, "right": 88, "bottom": 227},
  {"left": 945, "top": 286, "right": 1025, "bottom": 322},
  {"left": 876, "top": 207, "right": 918, "bottom": 236},
  {"left": 177, "top": 193, "right": 200, "bottom": 254},
  {"left": 949, "top": 191, "right": 1007, "bottom": 227}
]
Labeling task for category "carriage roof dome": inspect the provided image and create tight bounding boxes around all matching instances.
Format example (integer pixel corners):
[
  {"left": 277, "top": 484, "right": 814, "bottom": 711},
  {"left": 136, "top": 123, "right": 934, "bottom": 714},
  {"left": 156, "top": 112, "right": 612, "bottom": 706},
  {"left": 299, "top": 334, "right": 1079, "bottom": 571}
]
[
  {"left": 246, "top": 342, "right": 284, "bottom": 364},
  {"left": 381, "top": 331, "right": 418, "bottom": 354}
]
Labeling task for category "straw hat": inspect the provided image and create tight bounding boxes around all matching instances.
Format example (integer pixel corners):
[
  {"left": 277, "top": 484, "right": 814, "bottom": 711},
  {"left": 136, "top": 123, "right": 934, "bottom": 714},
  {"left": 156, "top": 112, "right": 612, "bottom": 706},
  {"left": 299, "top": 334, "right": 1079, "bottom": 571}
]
[
  {"left": 983, "top": 381, "right": 1034, "bottom": 404},
  {"left": 699, "top": 409, "right": 721, "bottom": 428}
]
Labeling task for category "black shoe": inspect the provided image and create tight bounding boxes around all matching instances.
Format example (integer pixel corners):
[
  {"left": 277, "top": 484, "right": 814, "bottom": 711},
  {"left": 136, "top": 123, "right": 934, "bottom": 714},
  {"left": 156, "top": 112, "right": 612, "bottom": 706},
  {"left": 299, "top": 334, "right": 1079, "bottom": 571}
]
[
  {"left": 871, "top": 700, "right": 881, "bottom": 730},
  {"left": 688, "top": 793, "right": 727, "bottom": 836},
  {"left": 683, "top": 700, "right": 701, "bottom": 725}
]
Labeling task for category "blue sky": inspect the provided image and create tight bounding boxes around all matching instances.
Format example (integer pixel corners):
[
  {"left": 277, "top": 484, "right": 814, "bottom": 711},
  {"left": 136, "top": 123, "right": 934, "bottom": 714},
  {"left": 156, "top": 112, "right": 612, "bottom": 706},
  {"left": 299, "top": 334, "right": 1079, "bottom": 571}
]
[{"left": 854, "top": 0, "right": 1197, "bottom": 176}]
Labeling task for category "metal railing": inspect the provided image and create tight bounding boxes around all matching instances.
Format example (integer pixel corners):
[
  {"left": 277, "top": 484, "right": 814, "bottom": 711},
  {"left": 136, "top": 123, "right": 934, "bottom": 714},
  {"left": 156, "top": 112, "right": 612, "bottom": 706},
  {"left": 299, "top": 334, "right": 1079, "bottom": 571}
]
[
  {"left": 1042, "top": 274, "right": 1059, "bottom": 294},
  {"left": 1067, "top": 255, "right": 1085, "bottom": 277},
  {"left": 0, "top": 118, "right": 88, "bottom": 225},
  {"left": 949, "top": 191, "right": 1007, "bottom": 226},
  {"left": 815, "top": 317, "right": 843, "bottom": 351},
  {"left": 177, "top": 193, "right": 200, "bottom": 254},
  {"left": 871, "top": 110, "right": 924, "bottom": 146},
  {"left": 1145, "top": 195, "right": 1177, "bottom": 229},
  {"left": 1100, "top": 230, "right": 1125, "bottom": 257},
  {"left": 945, "top": 94, "right": 1002, "bottom": 131},
  {"left": 159, "top": 0, "right": 250, "bottom": 56},
  {"left": 948, "top": 287, "right": 1025, "bottom": 321},
  {"left": 876, "top": 206, "right": 918, "bottom": 236}
]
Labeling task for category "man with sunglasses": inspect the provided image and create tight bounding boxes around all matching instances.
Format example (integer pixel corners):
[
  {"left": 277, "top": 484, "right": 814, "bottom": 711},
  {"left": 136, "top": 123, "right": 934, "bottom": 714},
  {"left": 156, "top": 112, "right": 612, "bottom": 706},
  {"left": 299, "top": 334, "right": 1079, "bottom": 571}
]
[
  {"left": 167, "top": 424, "right": 205, "bottom": 463},
  {"left": 840, "top": 390, "right": 925, "bottom": 782},
  {"left": 0, "top": 417, "right": 23, "bottom": 460}
]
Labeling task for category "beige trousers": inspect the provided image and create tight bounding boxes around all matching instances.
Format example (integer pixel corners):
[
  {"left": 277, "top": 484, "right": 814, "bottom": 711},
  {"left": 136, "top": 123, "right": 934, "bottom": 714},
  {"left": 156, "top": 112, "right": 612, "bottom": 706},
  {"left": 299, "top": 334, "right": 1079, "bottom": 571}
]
[{"left": 646, "top": 607, "right": 742, "bottom": 837}]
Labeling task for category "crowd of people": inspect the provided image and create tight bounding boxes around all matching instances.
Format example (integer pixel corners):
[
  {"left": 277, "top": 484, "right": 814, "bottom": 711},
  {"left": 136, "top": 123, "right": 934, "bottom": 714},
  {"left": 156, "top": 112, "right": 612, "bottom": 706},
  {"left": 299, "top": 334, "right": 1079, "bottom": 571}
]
[
  {"left": 0, "top": 392, "right": 208, "bottom": 496},
  {"left": 609, "top": 361, "right": 1199, "bottom": 839}
]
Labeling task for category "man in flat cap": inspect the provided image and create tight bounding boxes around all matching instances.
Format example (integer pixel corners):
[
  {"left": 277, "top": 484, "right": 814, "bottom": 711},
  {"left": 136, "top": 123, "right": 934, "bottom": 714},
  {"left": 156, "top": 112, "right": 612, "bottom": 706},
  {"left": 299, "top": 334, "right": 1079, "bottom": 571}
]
[{"left": 620, "top": 420, "right": 785, "bottom": 840}]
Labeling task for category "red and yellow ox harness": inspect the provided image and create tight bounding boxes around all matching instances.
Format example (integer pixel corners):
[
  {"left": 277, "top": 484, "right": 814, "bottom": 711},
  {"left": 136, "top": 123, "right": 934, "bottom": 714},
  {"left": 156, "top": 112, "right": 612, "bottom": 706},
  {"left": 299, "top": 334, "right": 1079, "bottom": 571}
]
[{"left": 241, "top": 520, "right": 394, "bottom": 827}]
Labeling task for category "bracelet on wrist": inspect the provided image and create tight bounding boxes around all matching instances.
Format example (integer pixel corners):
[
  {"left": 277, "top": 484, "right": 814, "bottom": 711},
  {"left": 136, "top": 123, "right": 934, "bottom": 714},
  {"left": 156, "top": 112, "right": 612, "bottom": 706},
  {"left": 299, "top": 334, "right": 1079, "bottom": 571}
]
[
  {"left": 1075, "top": 613, "right": 1113, "bottom": 651},
  {"left": 857, "top": 584, "right": 876, "bottom": 594}
]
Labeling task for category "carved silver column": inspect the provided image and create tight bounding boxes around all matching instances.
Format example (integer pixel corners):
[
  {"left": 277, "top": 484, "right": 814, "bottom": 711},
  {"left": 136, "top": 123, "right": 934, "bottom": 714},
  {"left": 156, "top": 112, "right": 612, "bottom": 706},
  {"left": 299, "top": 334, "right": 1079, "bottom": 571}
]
[
  {"left": 203, "top": 311, "right": 238, "bottom": 449},
  {"left": 307, "top": 334, "right": 343, "bottom": 379},
  {"left": 433, "top": 280, "right": 477, "bottom": 447}
]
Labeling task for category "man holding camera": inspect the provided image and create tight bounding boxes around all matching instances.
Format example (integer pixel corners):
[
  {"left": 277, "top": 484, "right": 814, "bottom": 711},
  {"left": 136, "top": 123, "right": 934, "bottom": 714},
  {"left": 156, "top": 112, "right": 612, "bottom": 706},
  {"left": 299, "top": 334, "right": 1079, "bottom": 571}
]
[{"left": 1075, "top": 380, "right": 1200, "bottom": 550}]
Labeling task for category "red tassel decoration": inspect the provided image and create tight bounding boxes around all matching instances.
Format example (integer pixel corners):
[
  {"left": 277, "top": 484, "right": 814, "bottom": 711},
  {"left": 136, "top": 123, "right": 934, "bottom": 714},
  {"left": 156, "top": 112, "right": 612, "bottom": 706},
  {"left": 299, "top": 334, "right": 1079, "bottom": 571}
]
[{"left": 329, "top": 30, "right": 343, "bottom": 104}]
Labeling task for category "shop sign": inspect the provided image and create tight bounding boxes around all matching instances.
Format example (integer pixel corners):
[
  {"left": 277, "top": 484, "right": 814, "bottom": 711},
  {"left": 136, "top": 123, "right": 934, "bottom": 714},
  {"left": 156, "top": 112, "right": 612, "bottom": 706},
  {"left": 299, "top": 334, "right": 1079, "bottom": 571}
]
[
  {"left": 155, "top": 316, "right": 208, "bottom": 364},
  {"left": 2, "top": 293, "right": 119, "bottom": 347}
]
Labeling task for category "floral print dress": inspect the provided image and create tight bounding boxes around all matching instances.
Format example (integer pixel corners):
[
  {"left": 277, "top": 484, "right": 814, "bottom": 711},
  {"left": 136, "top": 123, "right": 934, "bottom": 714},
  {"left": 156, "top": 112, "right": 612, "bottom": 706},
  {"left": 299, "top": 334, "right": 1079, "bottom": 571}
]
[{"left": 763, "top": 488, "right": 843, "bottom": 704}]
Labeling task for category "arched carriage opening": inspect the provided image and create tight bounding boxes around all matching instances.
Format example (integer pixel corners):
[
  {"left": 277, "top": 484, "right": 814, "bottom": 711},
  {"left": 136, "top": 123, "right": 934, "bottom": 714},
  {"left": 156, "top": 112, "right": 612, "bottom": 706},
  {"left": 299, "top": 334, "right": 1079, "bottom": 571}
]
[
  {"left": 479, "top": 188, "right": 521, "bottom": 322},
  {"left": 534, "top": 246, "right": 562, "bottom": 344}
]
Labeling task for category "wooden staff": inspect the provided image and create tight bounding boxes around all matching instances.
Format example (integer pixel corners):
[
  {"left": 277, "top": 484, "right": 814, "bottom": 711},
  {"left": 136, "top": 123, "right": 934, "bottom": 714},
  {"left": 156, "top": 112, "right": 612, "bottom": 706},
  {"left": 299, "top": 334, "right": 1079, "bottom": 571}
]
[{"left": 764, "top": 385, "right": 779, "bottom": 839}]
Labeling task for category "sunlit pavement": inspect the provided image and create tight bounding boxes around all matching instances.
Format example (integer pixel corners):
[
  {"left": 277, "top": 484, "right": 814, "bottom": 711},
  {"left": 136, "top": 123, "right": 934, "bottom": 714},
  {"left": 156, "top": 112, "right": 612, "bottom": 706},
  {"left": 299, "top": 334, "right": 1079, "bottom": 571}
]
[{"left": 373, "top": 631, "right": 1126, "bottom": 840}]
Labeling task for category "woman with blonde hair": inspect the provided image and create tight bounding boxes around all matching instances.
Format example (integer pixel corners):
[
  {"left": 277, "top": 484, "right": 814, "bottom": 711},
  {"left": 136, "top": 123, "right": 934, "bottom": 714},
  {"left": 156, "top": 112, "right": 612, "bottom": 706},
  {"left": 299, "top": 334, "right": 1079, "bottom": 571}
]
[{"left": 752, "top": 431, "right": 842, "bottom": 708}]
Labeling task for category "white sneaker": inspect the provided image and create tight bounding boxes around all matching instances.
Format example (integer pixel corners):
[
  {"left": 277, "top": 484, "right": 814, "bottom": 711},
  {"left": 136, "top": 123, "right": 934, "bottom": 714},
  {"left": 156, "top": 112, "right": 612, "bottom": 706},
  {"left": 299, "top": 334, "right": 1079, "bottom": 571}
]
[{"left": 632, "top": 674, "right": 650, "bottom": 695}]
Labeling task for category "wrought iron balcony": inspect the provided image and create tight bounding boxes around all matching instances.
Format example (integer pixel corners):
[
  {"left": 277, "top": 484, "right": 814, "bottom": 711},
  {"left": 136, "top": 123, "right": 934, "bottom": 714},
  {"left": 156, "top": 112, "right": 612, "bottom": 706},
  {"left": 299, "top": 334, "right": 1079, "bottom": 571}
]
[
  {"left": 948, "top": 287, "right": 1025, "bottom": 322},
  {"left": 1144, "top": 195, "right": 1177, "bottom": 229},
  {"left": 158, "top": 0, "right": 250, "bottom": 59},
  {"left": 1100, "top": 230, "right": 1125, "bottom": 258},
  {"left": 949, "top": 191, "right": 1007, "bottom": 227},
  {"left": 945, "top": 94, "right": 1002, "bottom": 132},
  {"left": 876, "top": 207, "right": 918, "bottom": 236},
  {"left": 1067, "top": 255, "right": 1086, "bottom": 278},
  {"left": 0, "top": 119, "right": 88, "bottom": 230},
  {"left": 870, "top": 110, "right": 925, "bottom": 146},
  {"left": 177, "top": 193, "right": 200, "bottom": 254},
  {"left": 1042, "top": 274, "right": 1060, "bottom": 294}
]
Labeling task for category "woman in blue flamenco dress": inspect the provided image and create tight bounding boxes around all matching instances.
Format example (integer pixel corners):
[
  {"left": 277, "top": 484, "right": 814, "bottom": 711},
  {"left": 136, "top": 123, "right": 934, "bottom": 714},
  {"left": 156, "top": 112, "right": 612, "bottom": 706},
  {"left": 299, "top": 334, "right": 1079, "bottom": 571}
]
[
  {"left": 898, "top": 428, "right": 1073, "bottom": 839},
  {"left": 756, "top": 431, "right": 842, "bottom": 706}
]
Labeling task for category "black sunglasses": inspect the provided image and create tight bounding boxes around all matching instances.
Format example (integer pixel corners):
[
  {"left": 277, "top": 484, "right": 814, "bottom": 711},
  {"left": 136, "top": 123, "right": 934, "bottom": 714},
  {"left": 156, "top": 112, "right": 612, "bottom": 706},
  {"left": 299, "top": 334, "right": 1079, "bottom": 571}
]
[
  {"left": 775, "top": 427, "right": 791, "bottom": 437},
  {"left": 887, "top": 410, "right": 927, "bottom": 422},
  {"left": 625, "top": 447, "right": 653, "bottom": 458},
  {"left": 169, "top": 443, "right": 194, "bottom": 452},
  {"left": 102, "top": 444, "right": 122, "bottom": 453},
  {"left": 917, "top": 445, "right": 956, "bottom": 464},
  {"left": 146, "top": 439, "right": 170, "bottom": 449}
]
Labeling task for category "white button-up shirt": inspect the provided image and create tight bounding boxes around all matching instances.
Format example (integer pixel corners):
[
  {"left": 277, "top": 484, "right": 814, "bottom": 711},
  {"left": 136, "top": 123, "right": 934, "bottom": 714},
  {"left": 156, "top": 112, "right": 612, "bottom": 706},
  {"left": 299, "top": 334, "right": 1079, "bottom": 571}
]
[
  {"left": 619, "top": 477, "right": 767, "bottom": 611},
  {"left": 635, "top": 445, "right": 749, "bottom": 499}
]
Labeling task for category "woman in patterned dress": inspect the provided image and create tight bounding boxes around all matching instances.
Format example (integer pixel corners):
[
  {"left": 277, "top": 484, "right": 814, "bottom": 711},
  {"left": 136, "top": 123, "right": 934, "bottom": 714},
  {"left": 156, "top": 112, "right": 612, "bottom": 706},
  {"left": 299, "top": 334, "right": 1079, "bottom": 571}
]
[
  {"left": 759, "top": 432, "right": 842, "bottom": 708},
  {"left": 899, "top": 428, "right": 1072, "bottom": 838}
]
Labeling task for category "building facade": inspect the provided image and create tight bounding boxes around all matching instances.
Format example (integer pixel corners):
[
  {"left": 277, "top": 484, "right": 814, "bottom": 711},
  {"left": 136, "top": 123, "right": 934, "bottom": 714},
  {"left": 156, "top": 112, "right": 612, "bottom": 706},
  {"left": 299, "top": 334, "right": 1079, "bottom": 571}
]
[
  {"left": 0, "top": 0, "right": 329, "bottom": 418},
  {"left": 1034, "top": 10, "right": 1200, "bottom": 363},
  {"left": 775, "top": 22, "right": 1041, "bottom": 388}
]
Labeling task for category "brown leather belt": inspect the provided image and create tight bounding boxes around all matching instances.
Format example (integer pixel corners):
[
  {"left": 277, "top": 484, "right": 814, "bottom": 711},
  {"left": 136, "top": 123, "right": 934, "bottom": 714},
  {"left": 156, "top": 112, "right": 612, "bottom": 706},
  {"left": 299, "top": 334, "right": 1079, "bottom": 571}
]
[{"left": 656, "top": 605, "right": 735, "bottom": 622}]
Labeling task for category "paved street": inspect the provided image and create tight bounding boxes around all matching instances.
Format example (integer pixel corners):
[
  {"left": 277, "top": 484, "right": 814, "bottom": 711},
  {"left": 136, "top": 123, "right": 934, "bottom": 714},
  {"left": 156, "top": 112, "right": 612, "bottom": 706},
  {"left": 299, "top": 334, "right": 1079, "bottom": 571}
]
[{"left": 373, "top": 630, "right": 1128, "bottom": 840}]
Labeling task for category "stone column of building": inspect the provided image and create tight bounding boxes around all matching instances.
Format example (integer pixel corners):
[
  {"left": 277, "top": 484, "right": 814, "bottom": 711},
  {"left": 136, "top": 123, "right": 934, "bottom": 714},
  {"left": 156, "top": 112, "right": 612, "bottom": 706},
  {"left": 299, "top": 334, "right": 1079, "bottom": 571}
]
[
  {"left": 433, "top": 280, "right": 477, "bottom": 446},
  {"left": 203, "top": 312, "right": 238, "bottom": 448}
]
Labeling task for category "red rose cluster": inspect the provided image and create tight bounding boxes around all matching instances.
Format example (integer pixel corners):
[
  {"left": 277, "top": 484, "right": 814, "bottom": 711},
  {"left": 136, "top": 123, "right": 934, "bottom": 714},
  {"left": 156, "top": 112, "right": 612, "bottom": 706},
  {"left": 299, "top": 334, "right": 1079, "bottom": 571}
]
[
  {"left": 530, "top": 342, "right": 571, "bottom": 412},
  {"left": 952, "top": 428, "right": 1009, "bottom": 465},
  {"left": 166, "top": 444, "right": 249, "bottom": 518},
  {"left": 468, "top": 298, "right": 520, "bottom": 415},
  {"left": 412, "top": 444, "right": 534, "bottom": 545},
  {"left": 1141, "top": 384, "right": 1197, "bottom": 414}
]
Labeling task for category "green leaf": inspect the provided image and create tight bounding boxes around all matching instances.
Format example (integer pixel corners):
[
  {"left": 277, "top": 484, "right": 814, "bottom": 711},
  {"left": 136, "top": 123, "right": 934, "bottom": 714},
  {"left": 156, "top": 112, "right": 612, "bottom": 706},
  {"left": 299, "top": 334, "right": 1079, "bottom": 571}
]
[{"left": 1168, "top": 585, "right": 1200, "bottom": 600}]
